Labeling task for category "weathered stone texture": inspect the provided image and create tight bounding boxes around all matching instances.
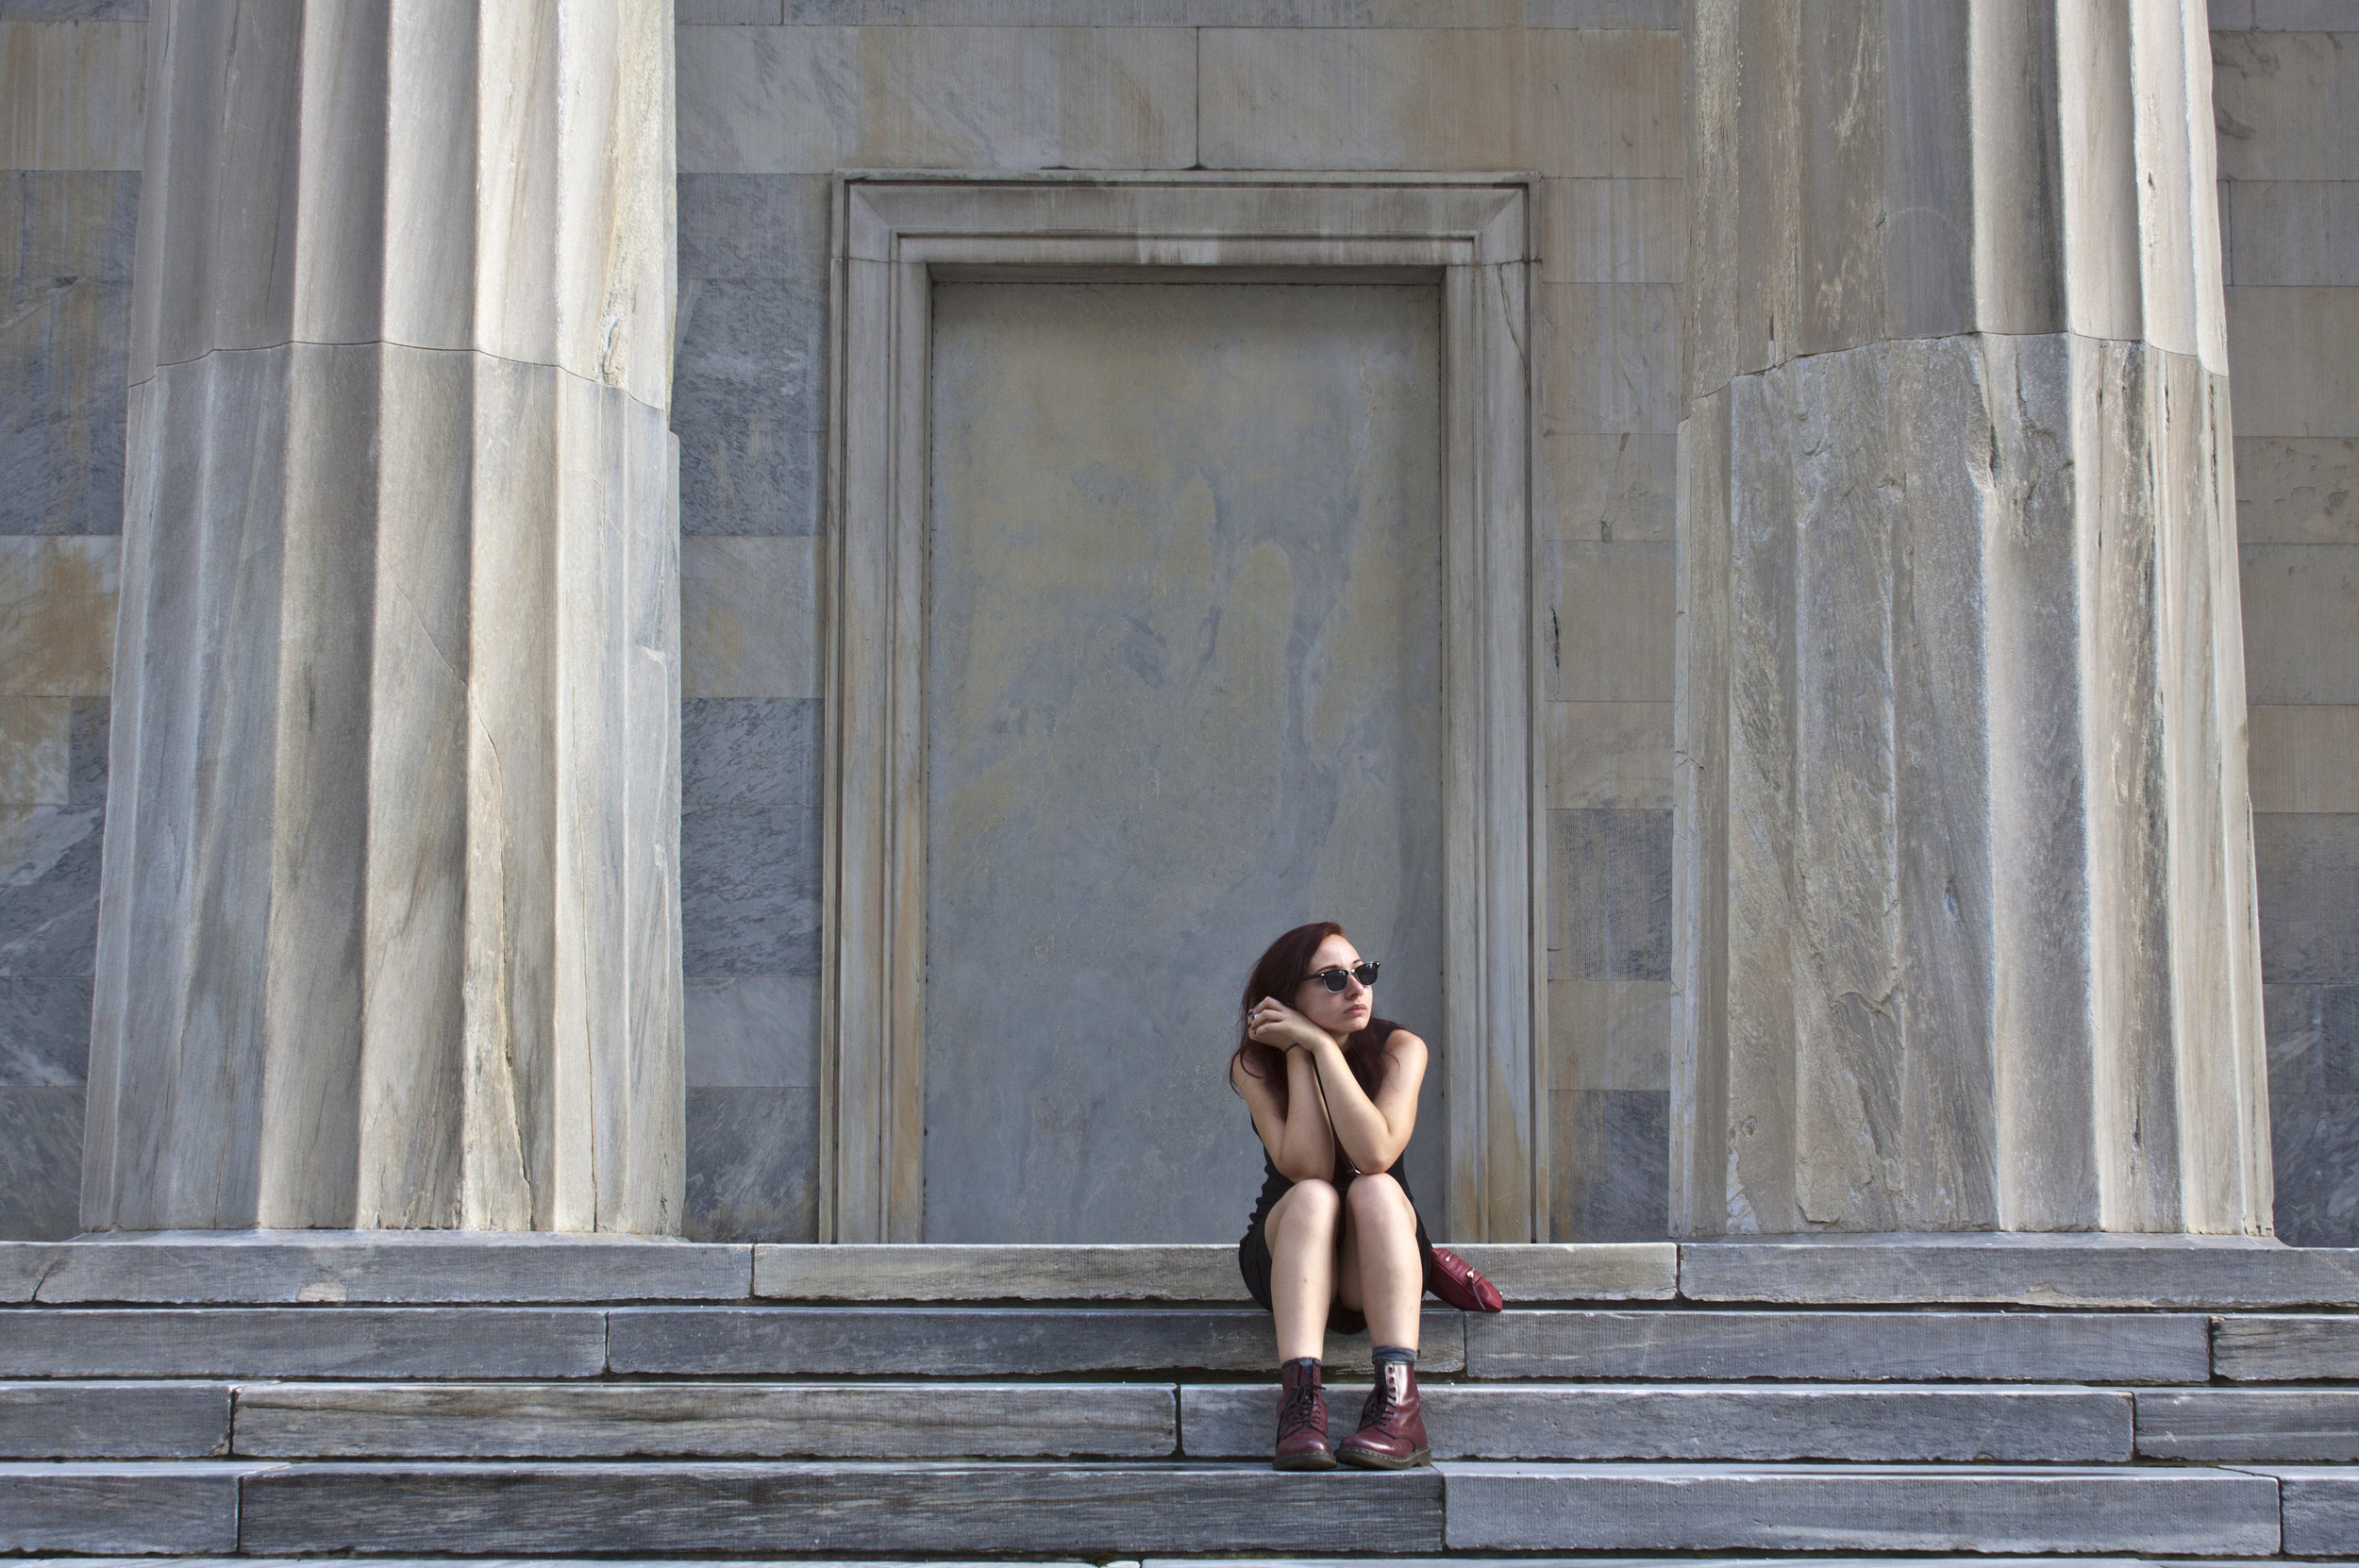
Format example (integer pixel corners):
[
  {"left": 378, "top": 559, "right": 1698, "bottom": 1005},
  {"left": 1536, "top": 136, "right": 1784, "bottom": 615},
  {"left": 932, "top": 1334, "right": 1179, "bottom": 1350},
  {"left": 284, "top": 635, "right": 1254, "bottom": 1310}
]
[
  {"left": 920, "top": 279, "right": 1447, "bottom": 1243},
  {"left": 2255, "top": 812, "right": 2359, "bottom": 981},
  {"left": 2228, "top": 179, "right": 2359, "bottom": 287},
  {"left": 1548, "top": 541, "right": 1674, "bottom": 702},
  {"left": 0, "top": 1083, "right": 79, "bottom": 1237},
  {"left": 0, "top": 1461, "right": 250, "bottom": 1555},
  {"left": 1183, "top": 1383, "right": 2133, "bottom": 1462},
  {"left": 1437, "top": 1462, "right": 2280, "bottom": 1555},
  {"left": 606, "top": 1304, "right": 1468, "bottom": 1375},
  {"left": 83, "top": 3, "right": 685, "bottom": 1233},
  {"left": 0, "top": 20, "right": 145, "bottom": 170},
  {"left": 2250, "top": 707, "right": 2359, "bottom": 810},
  {"left": 0, "top": 1307, "right": 611, "bottom": 1377},
  {"left": 683, "top": 1085, "right": 818, "bottom": 1242},
  {"left": 2213, "top": 29, "right": 2359, "bottom": 182},
  {"left": 2236, "top": 436, "right": 2358, "bottom": 544},
  {"left": 1680, "top": 331, "right": 2267, "bottom": 1233},
  {"left": 19, "top": 1230, "right": 753, "bottom": 1304},
  {"left": 677, "top": 25, "right": 1198, "bottom": 173},
  {"left": 3, "top": 171, "right": 137, "bottom": 536},
  {"left": 237, "top": 1461, "right": 1445, "bottom": 1558},
  {"left": 1540, "top": 177, "right": 1683, "bottom": 286},
  {"left": 229, "top": 1380, "right": 1176, "bottom": 1459},
  {"left": 0, "top": 1380, "right": 228, "bottom": 1458},
  {"left": 2215, "top": 1312, "right": 2359, "bottom": 1380},
  {"left": 2138, "top": 1387, "right": 2359, "bottom": 1460},
  {"left": 1682, "top": 1234, "right": 2359, "bottom": 1308},
  {"left": 2270, "top": 1464, "right": 2359, "bottom": 1556},
  {"left": 1554, "top": 1088, "right": 1668, "bottom": 1242},
  {"left": 2229, "top": 287, "right": 2359, "bottom": 437},
  {"left": 2267, "top": 982, "right": 2359, "bottom": 1243},
  {"left": 1548, "top": 705, "right": 1671, "bottom": 811},
  {"left": 1197, "top": 27, "right": 1681, "bottom": 175},
  {"left": 1681, "top": 0, "right": 2266, "bottom": 1235},
  {"left": 1467, "top": 1307, "right": 2212, "bottom": 1383},
  {"left": 682, "top": 536, "right": 821, "bottom": 699}
]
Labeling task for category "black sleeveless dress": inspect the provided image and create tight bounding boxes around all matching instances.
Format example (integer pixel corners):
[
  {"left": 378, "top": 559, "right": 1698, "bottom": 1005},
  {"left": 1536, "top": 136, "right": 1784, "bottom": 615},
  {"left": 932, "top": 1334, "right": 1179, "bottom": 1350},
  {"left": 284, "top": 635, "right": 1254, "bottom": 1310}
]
[{"left": 1234, "top": 1029, "right": 1438, "bottom": 1334}]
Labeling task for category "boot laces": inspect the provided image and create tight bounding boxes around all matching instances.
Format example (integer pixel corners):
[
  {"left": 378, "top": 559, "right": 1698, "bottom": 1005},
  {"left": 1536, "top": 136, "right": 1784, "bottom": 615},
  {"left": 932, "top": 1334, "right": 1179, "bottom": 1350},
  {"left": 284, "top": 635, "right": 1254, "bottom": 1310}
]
[
  {"left": 1359, "top": 1366, "right": 1404, "bottom": 1430},
  {"left": 1279, "top": 1379, "right": 1323, "bottom": 1439}
]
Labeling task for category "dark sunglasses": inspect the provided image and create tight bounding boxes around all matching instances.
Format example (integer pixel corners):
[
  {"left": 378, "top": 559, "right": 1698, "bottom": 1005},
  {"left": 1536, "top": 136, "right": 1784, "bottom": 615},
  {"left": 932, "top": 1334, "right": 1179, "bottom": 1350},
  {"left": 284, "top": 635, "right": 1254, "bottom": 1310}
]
[{"left": 1306, "top": 961, "right": 1380, "bottom": 993}]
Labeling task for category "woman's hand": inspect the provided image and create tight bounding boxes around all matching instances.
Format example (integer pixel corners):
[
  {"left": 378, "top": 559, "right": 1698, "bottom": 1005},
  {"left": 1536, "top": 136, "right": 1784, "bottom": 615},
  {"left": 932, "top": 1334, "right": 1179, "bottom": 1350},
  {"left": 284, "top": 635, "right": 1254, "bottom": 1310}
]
[{"left": 1246, "top": 995, "right": 1335, "bottom": 1056}]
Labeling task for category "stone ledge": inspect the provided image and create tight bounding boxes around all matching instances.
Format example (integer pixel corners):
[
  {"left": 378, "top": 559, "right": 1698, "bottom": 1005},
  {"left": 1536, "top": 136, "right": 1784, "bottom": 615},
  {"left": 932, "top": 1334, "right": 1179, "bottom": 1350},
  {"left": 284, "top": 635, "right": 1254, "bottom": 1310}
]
[
  {"left": 6, "top": 1232, "right": 753, "bottom": 1305},
  {"left": 1180, "top": 1383, "right": 2133, "bottom": 1463},
  {"left": 1678, "top": 1234, "right": 2359, "bottom": 1309},
  {"left": 234, "top": 1461, "right": 1446, "bottom": 1556},
  {"left": 0, "top": 1380, "right": 231, "bottom": 1459},
  {"left": 226, "top": 1380, "right": 1179, "bottom": 1460},
  {"left": 0, "top": 1309, "right": 610, "bottom": 1380},
  {"left": 1467, "top": 1308, "right": 2211, "bottom": 1383},
  {"left": 752, "top": 1243, "right": 1675, "bottom": 1302},
  {"left": 0, "top": 1461, "right": 270, "bottom": 1556},
  {"left": 605, "top": 1305, "right": 1468, "bottom": 1376},
  {"left": 1436, "top": 1461, "right": 2284, "bottom": 1555}
]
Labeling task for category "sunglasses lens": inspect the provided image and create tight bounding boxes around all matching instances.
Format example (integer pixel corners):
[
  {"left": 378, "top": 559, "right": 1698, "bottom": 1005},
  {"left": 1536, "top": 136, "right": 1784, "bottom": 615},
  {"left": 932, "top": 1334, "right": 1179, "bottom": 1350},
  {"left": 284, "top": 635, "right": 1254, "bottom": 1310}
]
[{"left": 1312, "top": 963, "right": 1380, "bottom": 993}]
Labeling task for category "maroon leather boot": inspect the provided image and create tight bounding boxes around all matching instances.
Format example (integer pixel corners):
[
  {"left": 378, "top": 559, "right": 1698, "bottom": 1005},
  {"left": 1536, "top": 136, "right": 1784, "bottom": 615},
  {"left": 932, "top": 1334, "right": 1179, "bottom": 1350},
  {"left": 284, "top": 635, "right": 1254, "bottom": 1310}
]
[
  {"left": 1336, "top": 1359, "right": 1430, "bottom": 1469},
  {"left": 1272, "top": 1357, "right": 1335, "bottom": 1471}
]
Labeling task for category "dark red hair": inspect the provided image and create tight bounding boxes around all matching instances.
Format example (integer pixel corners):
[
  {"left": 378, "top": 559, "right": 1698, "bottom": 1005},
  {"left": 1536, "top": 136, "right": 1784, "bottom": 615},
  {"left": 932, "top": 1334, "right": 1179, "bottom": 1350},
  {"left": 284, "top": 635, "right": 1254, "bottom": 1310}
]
[{"left": 1230, "top": 920, "right": 1397, "bottom": 1116}]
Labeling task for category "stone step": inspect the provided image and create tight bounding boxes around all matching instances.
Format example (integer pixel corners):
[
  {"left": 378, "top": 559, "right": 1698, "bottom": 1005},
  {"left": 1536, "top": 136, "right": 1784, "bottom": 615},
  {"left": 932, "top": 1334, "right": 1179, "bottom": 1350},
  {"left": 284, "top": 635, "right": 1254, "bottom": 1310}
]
[
  {"left": 2137, "top": 1388, "right": 2359, "bottom": 1461},
  {"left": 2214, "top": 1313, "right": 2359, "bottom": 1380},
  {"left": 2240, "top": 1466, "right": 2359, "bottom": 1556},
  {"left": 0, "top": 1380, "right": 231, "bottom": 1458},
  {"left": 751, "top": 1242, "right": 1676, "bottom": 1303},
  {"left": 0, "top": 1462, "right": 263, "bottom": 1556},
  {"left": 1466, "top": 1308, "right": 2209, "bottom": 1382},
  {"left": 17, "top": 1233, "right": 2359, "bottom": 1310},
  {"left": 603, "top": 1304, "right": 1466, "bottom": 1375},
  {"left": 2, "top": 1232, "right": 751, "bottom": 1305},
  {"left": 1, "top": 1460, "right": 2291, "bottom": 1559},
  {"left": 225, "top": 1381, "right": 1176, "bottom": 1460},
  {"left": 1, "top": 1235, "right": 1672, "bottom": 1306},
  {"left": 0, "top": 1309, "right": 608, "bottom": 1378},
  {"left": 1183, "top": 1383, "right": 2133, "bottom": 1462},
  {"left": 234, "top": 1461, "right": 1445, "bottom": 1557},
  {"left": 1438, "top": 1461, "right": 2283, "bottom": 1555},
  {"left": 3, "top": 1377, "right": 2135, "bottom": 1464},
  {"left": 1680, "top": 1233, "right": 2359, "bottom": 1309}
]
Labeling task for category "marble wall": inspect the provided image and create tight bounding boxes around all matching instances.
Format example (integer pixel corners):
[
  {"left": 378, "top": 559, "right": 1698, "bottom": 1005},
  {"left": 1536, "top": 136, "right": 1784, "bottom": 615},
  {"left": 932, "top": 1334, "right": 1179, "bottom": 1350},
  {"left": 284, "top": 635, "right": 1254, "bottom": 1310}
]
[
  {"left": 922, "top": 279, "right": 1447, "bottom": 1243},
  {"left": 0, "top": 6, "right": 140, "bottom": 1239},
  {"left": 2213, "top": 8, "right": 2359, "bottom": 1243},
  {"left": 670, "top": 2, "right": 1687, "bottom": 1243},
  {"left": 2, "top": 0, "right": 2351, "bottom": 1244}
]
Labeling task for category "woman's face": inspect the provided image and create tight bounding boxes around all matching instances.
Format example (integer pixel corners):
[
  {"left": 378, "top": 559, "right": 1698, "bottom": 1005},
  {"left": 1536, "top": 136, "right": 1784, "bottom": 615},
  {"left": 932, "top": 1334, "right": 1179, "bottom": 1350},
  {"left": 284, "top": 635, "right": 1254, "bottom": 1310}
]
[{"left": 1293, "top": 933, "right": 1374, "bottom": 1039}]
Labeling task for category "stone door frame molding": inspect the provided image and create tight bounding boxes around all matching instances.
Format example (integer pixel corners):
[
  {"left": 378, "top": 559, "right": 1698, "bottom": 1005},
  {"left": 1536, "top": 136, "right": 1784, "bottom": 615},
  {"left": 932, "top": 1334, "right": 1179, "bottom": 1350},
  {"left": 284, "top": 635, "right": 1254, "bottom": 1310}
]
[{"left": 821, "top": 172, "right": 1546, "bottom": 1243}]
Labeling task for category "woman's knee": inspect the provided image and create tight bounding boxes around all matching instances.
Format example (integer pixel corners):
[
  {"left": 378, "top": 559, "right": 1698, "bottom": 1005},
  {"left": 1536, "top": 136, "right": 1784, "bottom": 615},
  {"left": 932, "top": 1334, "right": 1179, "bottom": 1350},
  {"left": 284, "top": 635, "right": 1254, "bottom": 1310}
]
[
  {"left": 1272, "top": 1177, "right": 1341, "bottom": 1235},
  {"left": 1346, "top": 1172, "right": 1413, "bottom": 1227}
]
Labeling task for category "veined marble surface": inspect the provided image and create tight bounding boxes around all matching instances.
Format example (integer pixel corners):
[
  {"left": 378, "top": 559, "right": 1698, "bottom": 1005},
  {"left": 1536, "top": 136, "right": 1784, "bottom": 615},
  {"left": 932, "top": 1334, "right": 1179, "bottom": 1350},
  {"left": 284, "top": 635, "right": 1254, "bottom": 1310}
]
[{"left": 82, "top": 3, "right": 684, "bottom": 1232}]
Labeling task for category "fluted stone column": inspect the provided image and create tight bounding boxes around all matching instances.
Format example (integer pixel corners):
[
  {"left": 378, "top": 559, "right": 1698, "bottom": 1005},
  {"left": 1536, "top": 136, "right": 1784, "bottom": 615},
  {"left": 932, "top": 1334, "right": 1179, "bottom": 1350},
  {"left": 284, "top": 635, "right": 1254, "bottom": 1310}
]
[
  {"left": 79, "top": 3, "right": 684, "bottom": 1231},
  {"left": 1675, "top": 1, "right": 2271, "bottom": 1235}
]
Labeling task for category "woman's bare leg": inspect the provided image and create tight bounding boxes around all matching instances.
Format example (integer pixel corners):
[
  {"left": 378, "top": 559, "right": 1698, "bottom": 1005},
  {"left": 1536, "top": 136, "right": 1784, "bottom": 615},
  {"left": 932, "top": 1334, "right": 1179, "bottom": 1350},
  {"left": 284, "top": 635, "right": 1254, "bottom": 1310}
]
[
  {"left": 1336, "top": 1174, "right": 1423, "bottom": 1352},
  {"left": 1265, "top": 1179, "right": 1342, "bottom": 1362}
]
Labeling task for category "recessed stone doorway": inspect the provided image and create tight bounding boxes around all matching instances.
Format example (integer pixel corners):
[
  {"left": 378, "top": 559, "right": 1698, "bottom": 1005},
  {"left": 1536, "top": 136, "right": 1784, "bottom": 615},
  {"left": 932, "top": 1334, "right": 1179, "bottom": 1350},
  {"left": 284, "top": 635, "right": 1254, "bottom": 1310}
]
[
  {"left": 822, "top": 176, "right": 1544, "bottom": 1244},
  {"left": 921, "top": 276, "right": 1448, "bottom": 1243}
]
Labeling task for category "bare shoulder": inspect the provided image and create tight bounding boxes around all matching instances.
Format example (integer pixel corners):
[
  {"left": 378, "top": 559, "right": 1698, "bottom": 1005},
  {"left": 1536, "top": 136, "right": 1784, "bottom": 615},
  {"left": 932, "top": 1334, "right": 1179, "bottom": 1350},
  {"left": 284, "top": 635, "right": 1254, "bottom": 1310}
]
[
  {"left": 1230, "top": 1050, "right": 1278, "bottom": 1106},
  {"left": 1382, "top": 1028, "right": 1429, "bottom": 1071}
]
